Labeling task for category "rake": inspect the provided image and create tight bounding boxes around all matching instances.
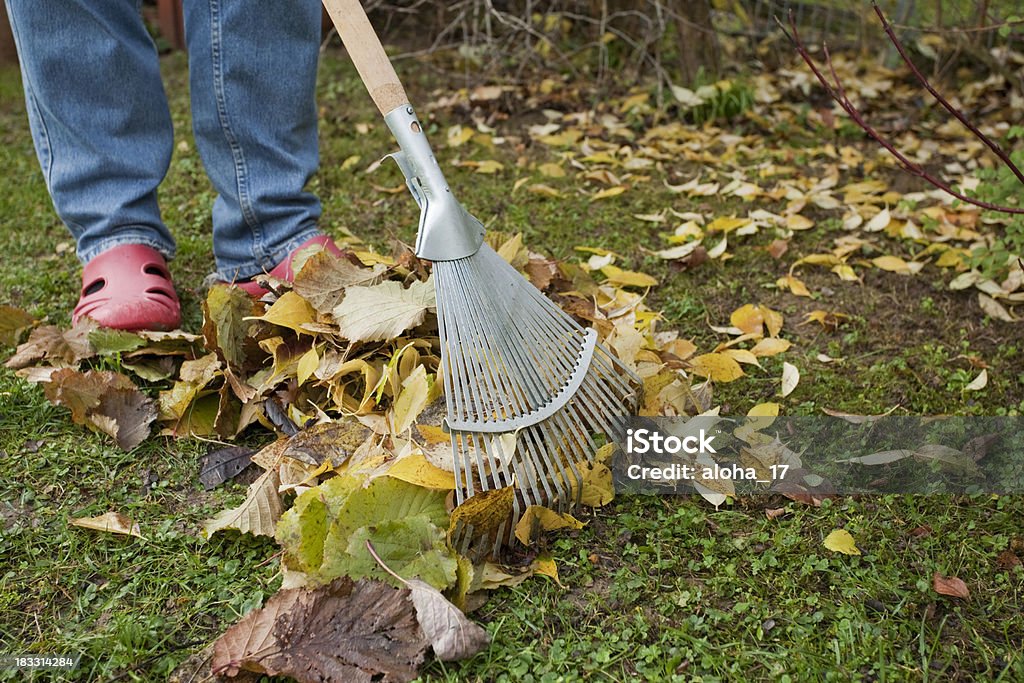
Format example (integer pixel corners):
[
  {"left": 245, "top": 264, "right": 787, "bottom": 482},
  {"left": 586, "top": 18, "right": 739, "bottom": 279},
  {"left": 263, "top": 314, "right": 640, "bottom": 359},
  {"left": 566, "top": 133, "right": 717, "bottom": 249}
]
[{"left": 324, "top": 0, "right": 642, "bottom": 550}]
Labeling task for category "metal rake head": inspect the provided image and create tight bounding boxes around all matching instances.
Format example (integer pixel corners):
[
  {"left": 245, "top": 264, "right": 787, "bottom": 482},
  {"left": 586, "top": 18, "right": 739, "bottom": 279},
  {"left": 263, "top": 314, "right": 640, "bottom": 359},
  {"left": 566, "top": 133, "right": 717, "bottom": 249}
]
[{"left": 433, "top": 244, "right": 641, "bottom": 557}]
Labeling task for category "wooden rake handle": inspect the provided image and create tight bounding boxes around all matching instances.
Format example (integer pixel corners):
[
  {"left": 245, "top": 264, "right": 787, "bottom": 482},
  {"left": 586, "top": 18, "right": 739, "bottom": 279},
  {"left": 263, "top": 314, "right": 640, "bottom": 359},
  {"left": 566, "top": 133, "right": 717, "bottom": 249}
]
[{"left": 322, "top": 0, "right": 411, "bottom": 115}]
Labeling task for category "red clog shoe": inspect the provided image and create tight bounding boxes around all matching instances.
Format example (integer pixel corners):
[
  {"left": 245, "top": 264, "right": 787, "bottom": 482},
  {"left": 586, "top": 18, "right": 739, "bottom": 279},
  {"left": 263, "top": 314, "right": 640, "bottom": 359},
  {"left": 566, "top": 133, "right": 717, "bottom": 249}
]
[
  {"left": 72, "top": 244, "right": 181, "bottom": 331},
  {"left": 232, "top": 234, "right": 344, "bottom": 296}
]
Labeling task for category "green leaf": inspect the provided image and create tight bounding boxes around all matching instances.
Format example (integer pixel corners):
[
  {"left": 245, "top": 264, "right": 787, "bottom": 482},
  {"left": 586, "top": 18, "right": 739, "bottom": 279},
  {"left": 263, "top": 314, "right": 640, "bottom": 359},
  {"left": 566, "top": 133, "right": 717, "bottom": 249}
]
[
  {"left": 88, "top": 328, "right": 146, "bottom": 355},
  {"left": 202, "top": 285, "right": 255, "bottom": 369}
]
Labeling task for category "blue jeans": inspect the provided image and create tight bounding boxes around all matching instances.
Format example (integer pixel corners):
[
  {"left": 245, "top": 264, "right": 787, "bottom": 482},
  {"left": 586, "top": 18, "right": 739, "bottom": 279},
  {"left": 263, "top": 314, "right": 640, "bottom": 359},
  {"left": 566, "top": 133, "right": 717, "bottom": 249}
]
[{"left": 5, "top": 0, "right": 324, "bottom": 281}]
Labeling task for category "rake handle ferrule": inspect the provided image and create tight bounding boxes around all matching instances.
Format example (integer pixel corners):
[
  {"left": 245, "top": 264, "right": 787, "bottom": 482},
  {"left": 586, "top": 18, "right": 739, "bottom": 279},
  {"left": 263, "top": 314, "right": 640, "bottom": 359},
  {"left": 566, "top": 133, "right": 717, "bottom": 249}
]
[{"left": 322, "top": 0, "right": 409, "bottom": 115}]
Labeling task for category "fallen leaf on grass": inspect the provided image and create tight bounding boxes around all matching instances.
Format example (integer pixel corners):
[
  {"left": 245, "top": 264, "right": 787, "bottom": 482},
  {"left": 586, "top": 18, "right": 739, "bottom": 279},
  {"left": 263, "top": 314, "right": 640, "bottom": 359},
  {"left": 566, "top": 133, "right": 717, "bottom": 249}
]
[
  {"left": 333, "top": 278, "right": 435, "bottom": 343},
  {"left": 823, "top": 529, "right": 860, "bottom": 555},
  {"left": 750, "top": 337, "right": 791, "bottom": 357},
  {"left": 964, "top": 369, "right": 988, "bottom": 391},
  {"left": 70, "top": 511, "right": 143, "bottom": 539},
  {"left": 0, "top": 305, "right": 36, "bottom": 346},
  {"left": 513, "top": 505, "right": 584, "bottom": 545},
  {"left": 367, "top": 541, "right": 490, "bottom": 662},
  {"left": 5, "top": 323, "right": 94, "bottom": 369},
  {"left": 211, "top": 577, "right": 428, "bottom": 683},
  {"left": 688, "top": 353, "right": 744, "bottom": 382},
  {"left": 780, "top": 362, "right": 800, "bottom": 397},
  {"left": 978, "top": 293, "right": 1015, "bottom": 322},
  {"left": 199, "top": 446, "right": 257, "bottom": 490},
  {"left": 932, "top": 572, "right": 970, "bottom": 599},
  {"left": 43, "top": 369, "right": 156, "bottom": 451},
  {"left": 204, "top": 469, "right": 284, "bottom": 538}
]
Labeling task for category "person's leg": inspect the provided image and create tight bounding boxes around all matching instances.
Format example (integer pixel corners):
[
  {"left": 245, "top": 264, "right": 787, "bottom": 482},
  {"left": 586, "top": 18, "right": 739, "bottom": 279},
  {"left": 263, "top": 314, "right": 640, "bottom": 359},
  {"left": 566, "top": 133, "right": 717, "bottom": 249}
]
[
  {"left": 4, "top": 0, "right": 177, "bottom": 264},
  {"left": 182, "top": 0, "right": 324, "bottom": 283}
]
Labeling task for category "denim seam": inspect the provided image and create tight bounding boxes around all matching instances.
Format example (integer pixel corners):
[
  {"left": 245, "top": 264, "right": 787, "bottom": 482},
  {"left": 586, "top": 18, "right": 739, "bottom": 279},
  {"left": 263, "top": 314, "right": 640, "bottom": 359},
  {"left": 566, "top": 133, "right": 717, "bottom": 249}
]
[
  {"left": 78, "top": 231, "right": 175, "bottom": 265},
  {"left": 6, "top": 7, "right": 54, "bottom": 190},
  {"left": 209, "top": 0, "right": 264, "bottom": 260},
  {"left": 213, "top": 226, "right": 322, "bottom": 282}
]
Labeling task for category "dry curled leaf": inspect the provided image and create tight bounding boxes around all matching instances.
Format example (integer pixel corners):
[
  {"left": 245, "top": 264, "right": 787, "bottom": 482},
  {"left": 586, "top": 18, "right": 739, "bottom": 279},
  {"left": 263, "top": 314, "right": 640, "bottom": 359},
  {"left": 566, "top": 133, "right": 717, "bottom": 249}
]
[
  {"left": 69, "top": 511, "right": 144, "bottom": 539},
  {"left": 932, "top": 572, "right": 970, "bottom": 599}
]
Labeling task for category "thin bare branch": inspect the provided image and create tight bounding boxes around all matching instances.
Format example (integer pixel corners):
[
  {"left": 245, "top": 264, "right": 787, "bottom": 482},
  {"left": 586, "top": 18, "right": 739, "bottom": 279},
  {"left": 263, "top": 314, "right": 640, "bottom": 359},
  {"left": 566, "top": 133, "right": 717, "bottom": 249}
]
[
  {"left": 778, "top": 11, "right": 1024, "bottom": 215},
  {"left": 872, "top": 1, "right": 1024, "bottom": 186}
]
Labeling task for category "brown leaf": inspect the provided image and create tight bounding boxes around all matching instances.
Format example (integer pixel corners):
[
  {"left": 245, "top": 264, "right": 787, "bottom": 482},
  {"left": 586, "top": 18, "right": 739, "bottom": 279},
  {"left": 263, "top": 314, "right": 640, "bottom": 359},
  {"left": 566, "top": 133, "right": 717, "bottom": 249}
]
[
  {"left": 406, "top": 578, "right": 489, "bottom": 661},
  {"left": 767, "top": 239, "right": 790, "bottom": 260},
  {"left": 211, "top": 577, "right": 428, "bottom": 683},
  {"left": 932, "top": 572, "right": 970, "bottom": 599},
  {"left": 764, "top": 507, "right": 787, "bottom": 520},
  {"left": 996, "top": 550, "right": 1022, "bottom": 571},
  {"left": 43, "top": 369, "right": 155, "bottom": 450},
  {"left": 292, "top": 250, "right": 387, "bottom": 315},
  {"left": 0, "top": 305, "right": 36, "bottom": 346},
  {"left": 95, "top": 385, "right": 159, "bottom": 451},
  {"left": 5, "top": 322, "right": 95, "bottom": 369}
]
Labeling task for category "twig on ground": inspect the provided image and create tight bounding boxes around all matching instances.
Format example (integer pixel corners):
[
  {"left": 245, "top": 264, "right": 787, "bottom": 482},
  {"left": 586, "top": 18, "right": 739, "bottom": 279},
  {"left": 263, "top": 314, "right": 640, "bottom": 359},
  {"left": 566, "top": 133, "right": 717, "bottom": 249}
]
[{"left": 777, "top": 6, "right": 1024, "bottom": 215}]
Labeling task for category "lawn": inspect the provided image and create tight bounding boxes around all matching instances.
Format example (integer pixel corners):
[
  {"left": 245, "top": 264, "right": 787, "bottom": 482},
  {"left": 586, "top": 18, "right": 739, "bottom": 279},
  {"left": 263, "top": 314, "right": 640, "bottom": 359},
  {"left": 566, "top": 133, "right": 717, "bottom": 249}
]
[{"left": 1, "top": 39, "right": 1022, "bottom": 683}]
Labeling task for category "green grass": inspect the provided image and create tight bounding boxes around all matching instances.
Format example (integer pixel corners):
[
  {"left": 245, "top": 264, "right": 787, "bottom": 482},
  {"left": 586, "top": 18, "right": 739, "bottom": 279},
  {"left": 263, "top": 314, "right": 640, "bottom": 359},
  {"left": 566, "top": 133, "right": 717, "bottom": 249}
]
[{"left": 1, "top": 48, "right": 1023, "bottom": 683}]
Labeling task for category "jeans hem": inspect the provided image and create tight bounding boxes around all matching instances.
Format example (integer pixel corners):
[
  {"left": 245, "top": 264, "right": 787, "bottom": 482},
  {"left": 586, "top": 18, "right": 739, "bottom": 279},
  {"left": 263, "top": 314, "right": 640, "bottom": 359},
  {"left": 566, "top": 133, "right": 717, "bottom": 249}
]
[
  {"left": 79, "top": 232, "right": 177, "bottom": 265},
  {"left": 214, "top": 226, "right": 323, "bottom": 282}
]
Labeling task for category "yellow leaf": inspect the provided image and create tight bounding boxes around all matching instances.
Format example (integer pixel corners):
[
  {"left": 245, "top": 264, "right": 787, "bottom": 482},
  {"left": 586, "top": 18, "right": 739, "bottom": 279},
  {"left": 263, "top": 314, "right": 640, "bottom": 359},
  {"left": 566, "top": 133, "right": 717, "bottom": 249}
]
[
  {"left": 781, "top": 362, "right": 800, "bottom": 397},
  {"left": 872, "top": 255, "right": 912, "bottom": 275},
  {"left": 253, "top": 291, "right": 315, "bottom": 333},
  {"left": 823, "top": 529, "right": 861, "bottom": 555},
  {"left": 447, "top": 125, "right": 475, "bottom": 147},
  {"left": 474, "top": 160, "right": 504, "bottom": 174},
  {"left": 730, "top": 304, "right": 764, "bottom": 336},
  {"left": 832, "top": 264, "right": 860, "bottom": 282},
  {"left": 689, "top": 353, "right": 745, "bottom": 382},
  {"left": 706, "top": 216, "right": 750, "bottom": 233},
  {"left": 793, "top": 254, "right": 842, "bottom": 269},
  {"left": 601, "top": 265, "right": 657, "bottom": 288},
  {"left": 722, "top": 349, "right": 761, "bottom": 367},
  {"left": 533, "top": 554, "right": 565, "bottom": 588},
  {"left": 935, "top": 249, "right": 966, "bottom": 269},
  {"left": 761, "top": 306, "right": 784, "bottom": 337},
  {"left": 448, "top": 485, "right": 516, "bottom": 546},
  {"left": 751, "top": 337, "right": 792, "bottom": 357},
  {"left": 70, "top": 511, "right": 144, "bottom": 539},
  {"left": 592, "top": 186, "right": 626, "bottom": 200},
  {"left": 514, "top": 506, "right": 585, "bottom": 545},
  {"left": 777, "top": 275, "right": 811, "bottom": 297},
  {"left": 296, "top": 346, "right": 319, "bottom": 386},
  {"left": 864, "top": 207, "right": 891, "bottom": 232},
  {"left": 340, "top": 154, "right": 362, "bottom": 171},
  {"left": 748, "top": 402, "right": 780, "bottom": 417},
  {"left": 527, "top": 183, "right": 562, "bottom": 198},
  {"left": 786, "top": 214, "right": 815, "bottom": 231},
  {"left": 391, "top": 365, "right": 431, "bottom": 434},
  {"left": 537, "top": 162, "right": 566, "bottom": 178},
  {"left": 387, "top": 452, "right": 456, "bottom": 490},
  {"left": 579, "top": 461, "right": 615, "bottom": 507}
]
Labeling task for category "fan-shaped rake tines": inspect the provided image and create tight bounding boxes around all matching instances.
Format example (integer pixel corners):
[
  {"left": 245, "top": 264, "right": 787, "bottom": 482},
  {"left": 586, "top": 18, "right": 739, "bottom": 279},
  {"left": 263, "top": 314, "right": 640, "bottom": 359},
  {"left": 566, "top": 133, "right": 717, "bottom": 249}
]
[{"left": 434, "top": 244, "right": 641, "bottom": 558}]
